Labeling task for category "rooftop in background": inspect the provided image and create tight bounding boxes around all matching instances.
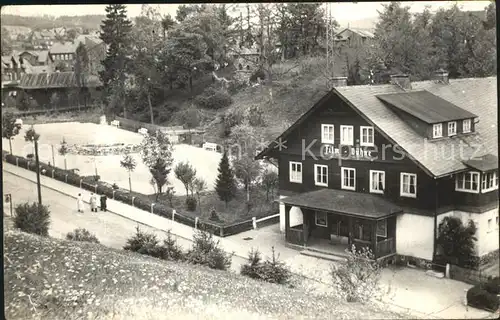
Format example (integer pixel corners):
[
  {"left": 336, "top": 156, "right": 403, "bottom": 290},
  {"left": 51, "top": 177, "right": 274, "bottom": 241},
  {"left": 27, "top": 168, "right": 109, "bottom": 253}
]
[
  {"left": 18, "top": 71, "right": 102, "bottom": 89},
  {"left": 376, "top": 90, "right": 478, "bottom": 124}
]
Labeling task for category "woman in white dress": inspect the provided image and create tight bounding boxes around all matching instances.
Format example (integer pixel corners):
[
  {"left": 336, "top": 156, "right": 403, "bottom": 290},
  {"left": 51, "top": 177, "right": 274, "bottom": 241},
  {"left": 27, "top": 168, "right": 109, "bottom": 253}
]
[{"left": 77, "top": 193, "right": 84, "bottom": 213}]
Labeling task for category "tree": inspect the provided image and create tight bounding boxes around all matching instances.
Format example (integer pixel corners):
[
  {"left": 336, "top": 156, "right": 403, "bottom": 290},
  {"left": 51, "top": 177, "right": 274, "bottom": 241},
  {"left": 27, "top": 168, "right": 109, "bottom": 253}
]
[
  {"left": 66, "top": 28, "right": 78, "bottom": 41},
  {"left": 24, "top": 125, "right": 40, "bottom": 142},
  {"left": 161, "top": 14, "right": 176, "bottom": 40},
  {"left": 2, "top": 112, "right": 20, "bottom": 155},
  {"left": 99, "top": 4, "right": 133, "bottom": 116},
  {"left": 120, "top": 154, "right": 137, "bottom": 192},
  {"left": 192, "top": 177, "right": 207, "bottom": 213},
  {"left": 331, "top": 245, "right": 382, "bottom": 303},
  {"left": 436, "top": 216, "right": 477, "bottom": 268},
  {"left": 74, "top": 42, "right": 89, "bottom": 107},
  {"left": 49, "top": 92, "right": 61, "bottom": 108},
  {"left": 1, "top": 27, "right": 13, "bottom": 55},
  {"left": 233, "top": 155, "right": 261, "bottom": 203},
  {"left": 261, "top": 169, "right": 278, "bottom": 201},
  {"left": 484, "top": 1, "right": 496, "bottom": 30},
  {"left": 215, "top": 151, "right": 236, "bottom": 208},
  {"left": 174, "top": 161, "right": 197, "bottom": 197},
  {"left": 55, "top": 61, "right": 68, "bottom": 72},
  {"left": 58, "top": 137, "right": 69, "bottom": 170},
  {"left": 140, "top": 130, "right": 173, "bottom": 199}
]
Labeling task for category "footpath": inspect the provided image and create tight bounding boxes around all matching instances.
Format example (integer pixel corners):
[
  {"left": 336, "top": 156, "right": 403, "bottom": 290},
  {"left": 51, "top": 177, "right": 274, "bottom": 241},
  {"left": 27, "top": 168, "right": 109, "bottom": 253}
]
[{"left": 3, "top": 162, "right": 497, "bottom": 320}]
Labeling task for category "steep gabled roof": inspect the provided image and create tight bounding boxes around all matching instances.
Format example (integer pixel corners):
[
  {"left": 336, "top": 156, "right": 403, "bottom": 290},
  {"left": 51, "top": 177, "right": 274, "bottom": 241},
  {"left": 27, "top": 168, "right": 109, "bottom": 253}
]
[
  {"left": 376, "top": 90, "right": 478, "bottom": 123},
  {"left": 256, "top": 77, "right": 497, "bottom": 178}
]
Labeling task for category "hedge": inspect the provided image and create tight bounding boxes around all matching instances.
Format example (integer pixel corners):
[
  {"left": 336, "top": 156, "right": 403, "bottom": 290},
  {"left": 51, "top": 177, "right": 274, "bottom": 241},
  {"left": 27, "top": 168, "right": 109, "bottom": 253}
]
[{"left": 467, "top": 285, "right": 499, "bottom": 312}]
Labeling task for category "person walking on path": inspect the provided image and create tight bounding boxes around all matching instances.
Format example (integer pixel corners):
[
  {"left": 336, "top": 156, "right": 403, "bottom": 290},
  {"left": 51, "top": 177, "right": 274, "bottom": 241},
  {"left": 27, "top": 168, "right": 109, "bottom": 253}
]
[
  {"left": 90, "top": 193, "right": 97, "bottom": 212},
  {"left": 100, "top": 195, "right": 107, "bottom": 212},
  {"left": 76, "top": 193, "right": 84, "bottom": 213}
]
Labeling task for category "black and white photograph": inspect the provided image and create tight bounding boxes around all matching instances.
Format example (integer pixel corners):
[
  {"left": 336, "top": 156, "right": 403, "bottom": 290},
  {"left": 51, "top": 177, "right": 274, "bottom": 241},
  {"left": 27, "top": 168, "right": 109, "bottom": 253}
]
[{"left": 1, "top": 1, "right": 498, "bottom": 319}]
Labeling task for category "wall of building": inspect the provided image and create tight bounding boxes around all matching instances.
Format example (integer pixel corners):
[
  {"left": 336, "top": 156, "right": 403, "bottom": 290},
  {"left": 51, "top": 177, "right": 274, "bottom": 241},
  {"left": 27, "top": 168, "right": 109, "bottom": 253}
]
[
  {"left": 396, "top": 213, "right": 435, "bottom": 260},
  {"left": 279, "top": 195, "right": 303, "bottom": 232}
]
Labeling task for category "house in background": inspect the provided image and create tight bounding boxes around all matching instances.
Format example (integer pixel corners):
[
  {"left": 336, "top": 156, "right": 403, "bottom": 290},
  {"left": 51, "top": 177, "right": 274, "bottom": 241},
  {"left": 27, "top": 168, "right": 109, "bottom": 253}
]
[
  {"left": 18, "top": 50, "right": 54, "bottom": 70},
  {"left": 49, "top": 42, "right": 77, "bottom": 71},
  {"left": 333, "top": 27, "right": 374, "bottom": 48},
  {"left": 48, "top": 36, "right": 106, "bottom": 75},
  {"left": 256, "top": 72, "right": 498, "bottom": 267},
  {"left": 1, "top": 55, "right": 29, "bottom": 83},
  {"left": 29, "top": 30, "right": 55, "bottom": 50}
]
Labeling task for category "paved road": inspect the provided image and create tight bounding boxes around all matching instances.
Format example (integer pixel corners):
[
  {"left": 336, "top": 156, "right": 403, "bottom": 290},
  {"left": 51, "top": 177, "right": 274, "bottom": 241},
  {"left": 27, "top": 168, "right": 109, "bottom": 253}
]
[{"left": 2, "top": 171, "right": 248, "bottom": 272}]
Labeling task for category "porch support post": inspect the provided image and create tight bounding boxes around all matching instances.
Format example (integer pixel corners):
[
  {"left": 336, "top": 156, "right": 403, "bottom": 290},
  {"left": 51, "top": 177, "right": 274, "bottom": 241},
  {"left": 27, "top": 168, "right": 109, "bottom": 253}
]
[
  {"left": 348, "top": 216, "right": 353, "bottom": 249},
  {"left": 372, "top": 220, "right": 378, "bottom": 259},
  {"left": 284, "top": 204, "right": 291, "bottom": 242},
  {"left": 302, "top": 210, "right": 309, "bottom": 247}
]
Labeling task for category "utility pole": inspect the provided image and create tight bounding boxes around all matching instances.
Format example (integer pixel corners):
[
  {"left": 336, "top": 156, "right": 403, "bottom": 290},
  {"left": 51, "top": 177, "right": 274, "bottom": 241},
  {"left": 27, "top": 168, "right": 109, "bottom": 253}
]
[{"left": 34, "top": 137, "right": 42, "bottom": 206}]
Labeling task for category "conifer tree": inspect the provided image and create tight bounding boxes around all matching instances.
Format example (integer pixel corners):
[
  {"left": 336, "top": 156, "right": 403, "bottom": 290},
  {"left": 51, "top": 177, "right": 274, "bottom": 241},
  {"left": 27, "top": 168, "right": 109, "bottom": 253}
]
[{"left": 215, "top": 151, "right": 236, "bottom": 208}]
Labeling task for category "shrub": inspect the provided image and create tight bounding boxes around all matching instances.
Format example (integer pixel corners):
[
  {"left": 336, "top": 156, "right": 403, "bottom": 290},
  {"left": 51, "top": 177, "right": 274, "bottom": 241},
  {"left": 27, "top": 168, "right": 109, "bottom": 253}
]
[
  {"left": 194, "top": 87, "right": 233, "bottom": 110},
  {"left": 437, "top": 216, "right": 477, "bottom": 268},
  {"left": 123, "top": 226, "right": 161, "bottom": 258},
  {"left": 156, "top": 230, "right": 185, "bottom": 261},
  {"left": 483, "top": 276, "right": 500, "bottom": 295},
  {"left": 14, "top": 202, "right": 51, "bottom": 236},
  {"left": 240, "top": 247, "right": 291, "bottom": 285},
  {"left": 467, "top": 285, "right": 500, "bottom": 311},
  {"left": 331, "top": 244, "right": 382, "bottom": 303},
  {"left": 249, "top": 69, "right": 266, "bottom": 83},
  {"left": 185, "top": 196, "right": 197, "bottom": 211},
  {"left": 186, "top": 229, "right": 233, "bottom": 271},
  {"left": 66, "top": 228, "right": 100, "bottom": 244}
]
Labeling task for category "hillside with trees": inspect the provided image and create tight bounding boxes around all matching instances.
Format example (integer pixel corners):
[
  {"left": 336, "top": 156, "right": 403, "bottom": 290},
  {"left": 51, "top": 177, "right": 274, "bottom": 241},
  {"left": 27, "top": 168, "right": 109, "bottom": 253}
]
[{"left": 0, "top": 14, "right": 106, "bottom": 30}]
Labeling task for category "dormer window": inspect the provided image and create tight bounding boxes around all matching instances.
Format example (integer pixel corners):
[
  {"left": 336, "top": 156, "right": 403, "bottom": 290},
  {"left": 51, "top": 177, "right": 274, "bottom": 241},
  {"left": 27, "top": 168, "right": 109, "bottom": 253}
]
[
  {"left": 448, "top": 121, "right": 457, "bottom": 136},
  {"left": 432, "top": 123, "right": 443, "bottom": 138},
  {"left": 463, "top": 119, "right": 471, "bottom": 133}
]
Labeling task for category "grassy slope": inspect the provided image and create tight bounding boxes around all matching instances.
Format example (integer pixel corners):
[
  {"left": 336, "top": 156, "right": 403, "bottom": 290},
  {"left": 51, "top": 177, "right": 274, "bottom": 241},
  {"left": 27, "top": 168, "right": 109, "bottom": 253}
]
[{"left": 3, "top": 228, "right": 407, "bottom": 320}]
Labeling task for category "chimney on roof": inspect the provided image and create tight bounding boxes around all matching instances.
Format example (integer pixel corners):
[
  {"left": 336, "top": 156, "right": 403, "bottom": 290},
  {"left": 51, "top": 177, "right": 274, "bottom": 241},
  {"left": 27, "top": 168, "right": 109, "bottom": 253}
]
[
  {"left": 329, "top": 76, "right": 348, "bottom": 88},
  {"left": 434, "top": 68, "right": 449, "bottom": 84},
  {"left": 390, "top": 74, "right": 411, "bottom": 90}
]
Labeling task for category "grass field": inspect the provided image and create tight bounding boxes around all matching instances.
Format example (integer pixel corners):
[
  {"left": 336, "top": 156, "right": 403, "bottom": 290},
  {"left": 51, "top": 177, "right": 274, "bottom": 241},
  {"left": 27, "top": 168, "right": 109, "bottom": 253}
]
[{"left": 3, "top": 228, "right": 407, "bottom": 320}]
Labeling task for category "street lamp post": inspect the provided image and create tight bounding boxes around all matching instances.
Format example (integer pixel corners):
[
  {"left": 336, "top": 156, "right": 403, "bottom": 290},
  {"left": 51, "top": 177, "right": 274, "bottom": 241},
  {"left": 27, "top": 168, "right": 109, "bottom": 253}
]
[{"left": 33, "top": 137, "right": 42, "bottom": 206}]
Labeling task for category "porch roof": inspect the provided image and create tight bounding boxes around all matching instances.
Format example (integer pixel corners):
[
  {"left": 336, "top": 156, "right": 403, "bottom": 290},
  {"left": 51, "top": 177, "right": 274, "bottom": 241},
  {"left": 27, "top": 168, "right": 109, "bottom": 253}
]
[{"left": 280, "top": 189, "right": 402, "bottom": 220}]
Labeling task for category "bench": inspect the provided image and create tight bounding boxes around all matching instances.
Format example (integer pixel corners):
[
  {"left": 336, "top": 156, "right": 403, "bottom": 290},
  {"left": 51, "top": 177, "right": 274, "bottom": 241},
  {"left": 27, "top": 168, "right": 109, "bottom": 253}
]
[
  {"left": 203, "top": 142, "right": 218, "bottom": 152},
  {"left": 138, "top": 128, "right": 148, "bottom": 135},
  {"left": 111, "top": 120, "right": 120, "bottom": 127}
]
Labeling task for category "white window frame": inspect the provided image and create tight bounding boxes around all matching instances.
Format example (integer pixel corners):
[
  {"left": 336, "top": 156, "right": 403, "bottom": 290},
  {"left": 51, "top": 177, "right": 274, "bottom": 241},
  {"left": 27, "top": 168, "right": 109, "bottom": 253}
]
[
  {"left": 400, "top": 173, "right": 417, "bottom": 198},
  {"left": 289, "top": 161, "right": 302, "bottom": 184},
  {"left": 376, "top": 219, "right": 387, "bottom": 237},
  {"left": 369, "top": 170, "right": 385, "bottom": 194},
  {"left": 432, "top": 123, "right": 443, "bottom": 138},
  {"left": 360, "top": 126, "right": 374, "bottom": 147},
  {"left": 455, "top": 171, "right": 480, "bottom": 193},
  {"left": 340, "top": 125, "right": 354, "bottom": 146},
  {"left": 481, "top": 171, "right": 498, "bottom": 193},
  {"left": 321, "top": 124, "right": 334, "bottom": 144},
  {"left": 315, "top": 211, "right": 328, "bottom": 227},
  {"left": 447, "top": 121, "right": 457, "bottom": 136},
  {"left": 463, "top": 119, "right": 471, "bottom": 133},
  {"left": 314, "top": 164, "right": 328, "bottom": 187},
  {"left": 341, "top": 167, "right": 356, "bottom": 191}
]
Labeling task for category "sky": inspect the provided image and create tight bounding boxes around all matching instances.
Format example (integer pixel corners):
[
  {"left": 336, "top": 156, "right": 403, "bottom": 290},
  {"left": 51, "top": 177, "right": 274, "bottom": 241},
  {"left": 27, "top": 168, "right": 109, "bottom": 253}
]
[{"left": 1, "top": 2, "right": 491, "bottom": 27}]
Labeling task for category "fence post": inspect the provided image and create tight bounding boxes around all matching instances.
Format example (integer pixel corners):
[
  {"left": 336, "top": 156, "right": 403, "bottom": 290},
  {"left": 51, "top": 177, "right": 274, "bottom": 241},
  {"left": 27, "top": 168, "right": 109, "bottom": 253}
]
[
  {"left": 94, "top": 185, "right": 98, "bottom": 194},
  {"left": 463, "top": 289, "right": 468, "bottom": 309},
  {"left": 220, "top": 227, "right": 224, "bottom": 237},
  {"left": 27, "top": 161, "right": 30, "bottom": 169},
  {"left": 445, "top": 263, "right": 450, "bottom": 278},
  {"left": 131, "top": 196, "right": 135, "bottom": 207},
  {"left": 52, "top": 169, "right": 55, "bottom": 179},
  {"left": 80, "top": 179, "right": 83, "bottom": 189},
  {"left": 112, "top": 190, "right": 115, "bottom": 200},
  {"left": 172, "top": 209, "right": 176, "bottom": 221},
  {"left": 195, "top": 217, "right": 199, "bottom": 230},
  {"left": 65, "top": 174, "right": 68, "bottom": 183},
  {"left": 16, "top": 158, "right": 19, "bottom": 167},
  {"left": 252, "top": 217, "right": 257, "bottom": 230},
  {"left": 151, "top": 203, "right": 155, "bottom": 214}
]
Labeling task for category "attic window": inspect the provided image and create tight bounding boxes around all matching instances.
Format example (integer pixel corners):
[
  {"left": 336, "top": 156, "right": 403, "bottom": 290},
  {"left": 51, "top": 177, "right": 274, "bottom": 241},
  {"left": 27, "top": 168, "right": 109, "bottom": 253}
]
[
  {"left": 463, "top": 119, "right": 471, "bottom": 133},
  {"left": 432, "top": 123, "right": 443, "bottom": 138},
  {"left": 447, "top": 122, "right": 457, "bottom": 136}
]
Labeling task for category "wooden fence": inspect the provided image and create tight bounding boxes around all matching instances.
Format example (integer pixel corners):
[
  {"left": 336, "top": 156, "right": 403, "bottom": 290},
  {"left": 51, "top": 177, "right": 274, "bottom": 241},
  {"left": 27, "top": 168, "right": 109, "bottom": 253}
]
[{"left": 14, "top": 105, "right": 97, "bottom": 117}]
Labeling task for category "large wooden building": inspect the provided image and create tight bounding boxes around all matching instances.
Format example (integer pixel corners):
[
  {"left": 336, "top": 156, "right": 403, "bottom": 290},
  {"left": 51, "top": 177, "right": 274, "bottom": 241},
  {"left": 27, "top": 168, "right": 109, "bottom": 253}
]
[{"left": 256, "top": 72, "right": 498, "bottom": 265}]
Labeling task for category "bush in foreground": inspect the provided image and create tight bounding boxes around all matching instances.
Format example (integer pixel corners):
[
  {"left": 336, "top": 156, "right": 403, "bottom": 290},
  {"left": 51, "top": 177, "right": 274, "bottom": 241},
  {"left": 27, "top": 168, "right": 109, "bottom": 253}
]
[
  {"left": 241, "top": 247, "right": 291, "bottom": 285},
  {"left": 483, "top": 276, "right": 500, "bottom": 295},
  {"left": 467, "top": 285, "right": 500, "bottom": 311},
  {"left": 186, "top": 230, "right": 233, "bottom": 271},
  {"left": 156, "top": 230, "right": 185, "bottom": 261},
  {"left": 331, "top": 245, "right": 382, "bottom": 303},
  {"left": 14, "top": 202, "right": 51, "bottom": 236},
  {"left": 124, "top": 226, "right": 162, "bottom": 258},
  {"left": 66, "top": 228, "right": 100, "bottom": 244}
]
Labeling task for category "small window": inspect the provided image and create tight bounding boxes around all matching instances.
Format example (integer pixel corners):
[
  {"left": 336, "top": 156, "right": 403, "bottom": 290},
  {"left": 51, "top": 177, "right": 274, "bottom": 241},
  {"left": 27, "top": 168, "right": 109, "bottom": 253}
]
[
  {"left": 340, "top": 125, "right": 354, "bottom": 145},
  {"left": 289, "top": 161, "right": 302, "bottom": 183},
  {"left": 448, "top": 122, "right": 457, "bottom": 136},
  {"left": 314, "top": 164, "right": 328, "bottom": 187},
  {"left": 315, "top": 211, "right": 327, "bottom": 227},
  {"left": 433, "top": 123, "right": 443, "bottom": 138},
  {"left": 456, "top": 171, "right": 480, "bottom": 193},
  {"left": 400, "top": 173, "right": 417, "bottom": 198},
  {"left": 463, "top": 119, "right": 471, "bottom": 133},
  {"left": 376, "top": 219, "right": 387, "bottom": 237},
  {"left": 341, "top": 167, "right": 356, "bottom": 191},
  {"left": 360, "top": 126, "right": 374, "bottom": 146},
  {"left": 370, "top": 170, "right": 385, "bottom": 194},
  {"left": 481, "top": 171, "right": 498, "bottom": 193},
  {"left": 321, "top": 124, "right": 334, "bottom": 144}
]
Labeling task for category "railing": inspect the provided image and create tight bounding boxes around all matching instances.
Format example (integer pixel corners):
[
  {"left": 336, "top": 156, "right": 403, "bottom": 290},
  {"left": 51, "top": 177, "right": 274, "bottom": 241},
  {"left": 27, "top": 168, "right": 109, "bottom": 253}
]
[{"left": 376, "top": 238, "right": 395, "bottom": 258}]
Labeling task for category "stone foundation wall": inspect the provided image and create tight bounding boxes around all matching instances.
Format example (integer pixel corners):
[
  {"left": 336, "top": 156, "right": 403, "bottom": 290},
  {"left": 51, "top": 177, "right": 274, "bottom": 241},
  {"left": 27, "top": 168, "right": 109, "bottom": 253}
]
[{"left": 394, "top": 254, "right": 433, "bottom": 270}]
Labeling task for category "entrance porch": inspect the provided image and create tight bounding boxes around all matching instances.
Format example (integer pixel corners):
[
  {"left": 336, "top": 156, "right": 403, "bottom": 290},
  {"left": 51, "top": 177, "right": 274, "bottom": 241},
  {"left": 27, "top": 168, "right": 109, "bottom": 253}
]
[{"left": 282, "top": 188, "right": 401, "bottom": 260}]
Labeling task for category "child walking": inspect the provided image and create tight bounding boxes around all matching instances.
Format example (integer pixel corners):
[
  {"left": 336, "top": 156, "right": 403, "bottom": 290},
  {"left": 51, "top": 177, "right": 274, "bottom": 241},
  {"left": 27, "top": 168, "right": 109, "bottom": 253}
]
[{"left": 76, "top": 193, "right": 84, "bottom": 213}]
